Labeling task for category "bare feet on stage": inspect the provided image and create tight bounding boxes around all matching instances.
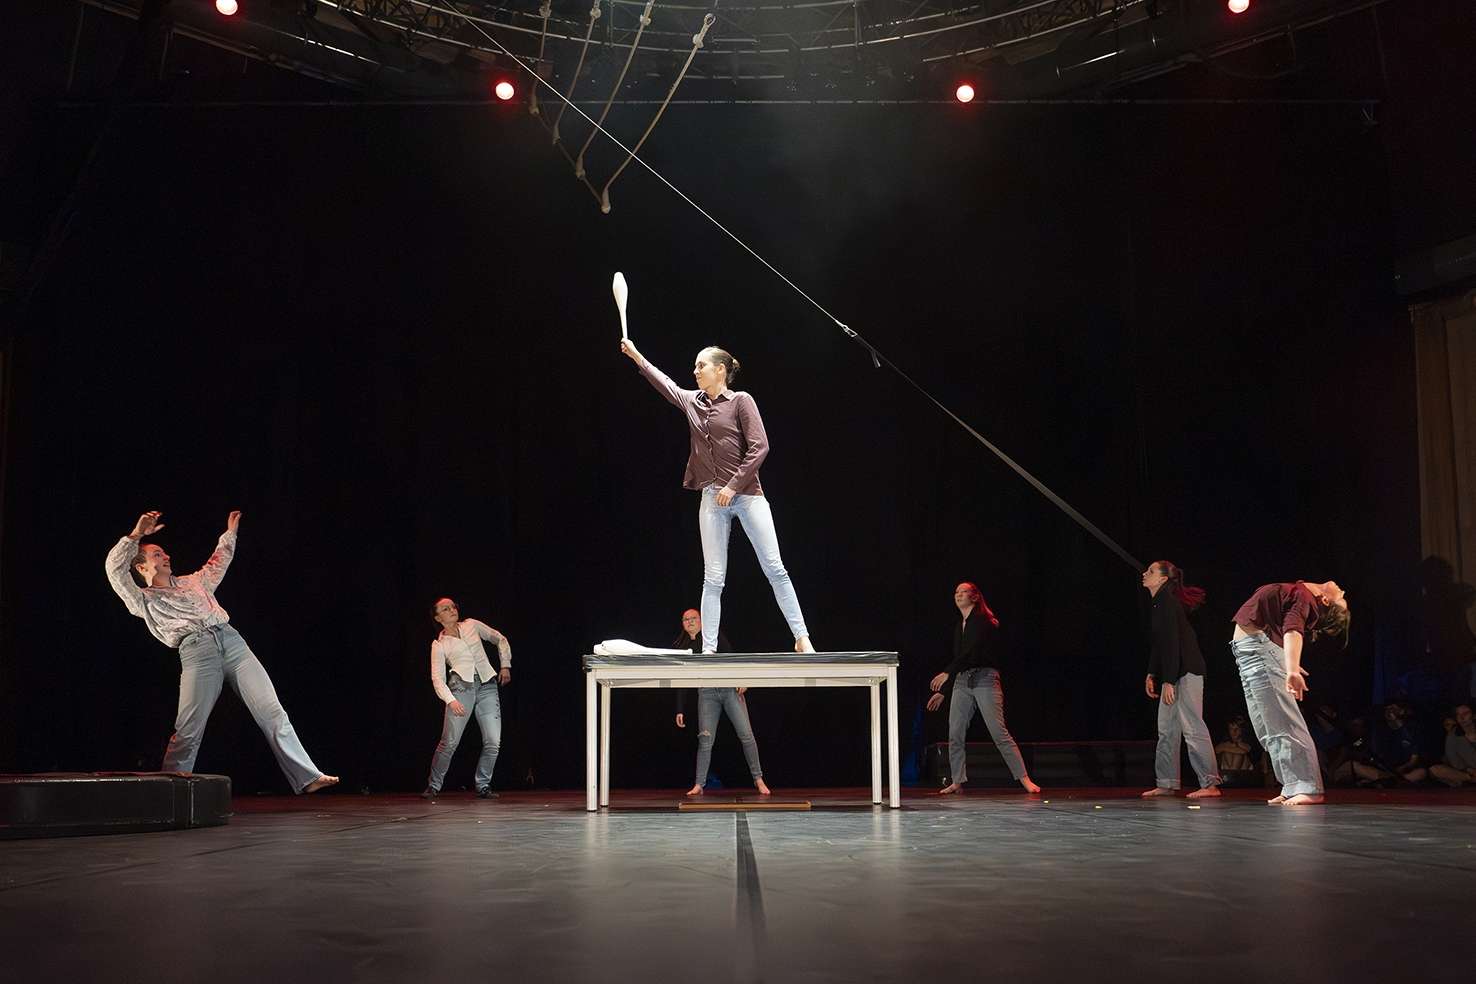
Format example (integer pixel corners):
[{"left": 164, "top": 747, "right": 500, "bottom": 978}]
[
  {"left": 685, "top": 785, "right": 704, "bottom": 797},
  {"left": 303, "top": 775, "right": 340, "bottom": 794},
  {"left": 1279, "top": 793, "right": 1325, "bottom": 806},
  {"left": 1141, "top": 787, "right": 1176, "bottom": 798},
  {"left": 794, "top": 636, "right": 816, "bottom": 654},
  {"left": 755, "top": 779, "right": 772, "bottom": 796},
  {"left": 941, "top": 779, "right": 1036, "bottom": 795},
  {"left": 1186, "top": 786, "right": 1222, "bottom": 799},
  {"left": 1266, "top": 794, "right": 1286, "bottom": 805}
]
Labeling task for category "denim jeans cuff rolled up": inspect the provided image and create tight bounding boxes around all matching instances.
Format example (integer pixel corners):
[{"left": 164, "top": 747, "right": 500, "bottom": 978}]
[
  {"left": 1154, "top": 672, "right": 1223, "bottom": 789},
  {"left": 1231, "top": 634, "right": 1323, "bottom": 797},
  {"left": 946, "top": 668, "right": 1027, "bottom": 783},
  {"left": 166, "top": 624, "right": 323, "bottom": 793}
]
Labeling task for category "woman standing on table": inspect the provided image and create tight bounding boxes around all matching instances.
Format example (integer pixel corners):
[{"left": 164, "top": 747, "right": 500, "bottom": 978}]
[
  {"left": 619, "top": 337, "right": 815, "bottom": 656},
  {"left": 927, "top": 582, "right": 1041, "bottom": 795}
]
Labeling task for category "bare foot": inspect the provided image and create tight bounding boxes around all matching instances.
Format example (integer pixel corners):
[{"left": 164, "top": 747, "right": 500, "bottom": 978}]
[
  {"left": 1021, "top": 777, "right": 1042, "bottom": 794},
  {"left": 1266, "top": 794, "right": 1288, "bottom": 805},
  {"left": 938, "top": 782, "right": 963, "bottom": 796},
  {"left": 755, "top": 779, "right": 772, "bottom": 796},
  {"left": 1141, "top": 787, "right": 1176, "bottom": 798},
  {"left": 303, "top": 775, "right": 339, "bottom": 794},
  {"left": 684, "top": 785, "right": 704, "bottom": 797},
  {"left": 1282, "top": 793, "right": 1325, "bottom": 806},
  {"left": 795, "top": 636, "right": 816, "bottom": 654},
  {"left": 1186, "top": 786, "right": 1222, "bottom": 799}
]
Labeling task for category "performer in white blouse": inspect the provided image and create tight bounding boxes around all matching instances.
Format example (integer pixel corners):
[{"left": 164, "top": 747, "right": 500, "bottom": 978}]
[
  {"left": 105, "top": 510, "right": 338, "bottom": 794},
  {"left": 423, "top": 597, "right": 512, "bottom": 799}
]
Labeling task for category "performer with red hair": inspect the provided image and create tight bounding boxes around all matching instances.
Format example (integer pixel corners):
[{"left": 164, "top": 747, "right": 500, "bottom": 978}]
[
  {"left": 1140, "top": 561, "right": 1222, "bottom": 799},
  {"left": 927, "top": 582, "right": 1041, "bottom": 795}
]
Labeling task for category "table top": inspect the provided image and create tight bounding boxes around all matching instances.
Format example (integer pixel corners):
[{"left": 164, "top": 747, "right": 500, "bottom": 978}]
[{"left": 582, "top": 651, "right": 899, "bottom": 669}]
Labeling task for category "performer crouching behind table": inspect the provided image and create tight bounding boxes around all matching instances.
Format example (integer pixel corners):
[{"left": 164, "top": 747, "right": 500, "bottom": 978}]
[
  {"left": 105, "top": 510, "right": 338, "bottom": 794},
  {"left": 422, "top": 597, "right": 511, "bottom": 799},
  {"left": 927, "top": 583, "right": 1041, "bottom": 795},
  {"left": 619, "top": 337, "right": 815, "bottom": 656},
  {"left": 1140, "top": 561, "right": 1223, "bottom": 799},
  {"left": 672, "top": 607, "right": 770, "bottom": 798},
  {"left": 1230, "top": 579, "right": 1350, "bottom": 806}
]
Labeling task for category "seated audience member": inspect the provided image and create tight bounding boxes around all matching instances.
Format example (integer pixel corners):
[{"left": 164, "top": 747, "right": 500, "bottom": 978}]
[
  {"left": 1430, "top": 704, "right": 1476, "bottom": 788},
  {"left": 1309, "top": 703, "right": 1349, "bottom": 779},
  {"left": 1214, "top": 717, "right": 1265, "bottom": 786},
  {"left": 1329, "top": 715, "right": 1399, "bottom": 786},
  {"left": 1370, "top": 702, "right": 1428, "bottom": 784}
]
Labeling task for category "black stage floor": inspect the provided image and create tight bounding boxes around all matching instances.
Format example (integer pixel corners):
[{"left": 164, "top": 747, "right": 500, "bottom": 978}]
[{"left": 3, "top": 787, "right": 1472, "bottom": 983}]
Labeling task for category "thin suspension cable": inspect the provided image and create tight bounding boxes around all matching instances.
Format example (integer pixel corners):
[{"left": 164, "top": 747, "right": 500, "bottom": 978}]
[{"left": 455, "top": 10, "right": 1144, "bottom": 569}]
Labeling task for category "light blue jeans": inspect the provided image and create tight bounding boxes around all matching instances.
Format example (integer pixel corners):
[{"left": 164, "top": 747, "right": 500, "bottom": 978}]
[
  {"left": 1153, "top": 672, "right": 1222, "bottom": 790},
  {"left": 163, "top": 624, "right": 323, "bottom": 793},
  {"left": 1231, "top": 633, "right": 1322, "bottom": 797},
  {"left": 694, "top": 688, "right": 763, "bottom": 787},
  {"left": 698, "top": 486, "right": 809, "bottom": 653},
  {"left": 947, "top": 668, "right": 1028, "bottom": 783},
  {"left": 426, "top": 672, "right": 502, "bottom": 794}
]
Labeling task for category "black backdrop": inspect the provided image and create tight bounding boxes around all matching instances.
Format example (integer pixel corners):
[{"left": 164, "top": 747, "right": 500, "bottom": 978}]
[{"left": 2, "top": 7, "right": 1449, "bottom": 793}]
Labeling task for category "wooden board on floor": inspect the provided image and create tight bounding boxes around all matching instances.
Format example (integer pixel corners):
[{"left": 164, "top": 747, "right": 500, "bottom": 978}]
[{"left": 679, "top": 799, "right": 812, "bottom": 811}]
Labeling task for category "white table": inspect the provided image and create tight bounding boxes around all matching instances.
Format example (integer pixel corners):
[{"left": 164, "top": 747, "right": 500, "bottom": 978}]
[{"left": 582, "top": 651, "right": 902, "bottom": 811}]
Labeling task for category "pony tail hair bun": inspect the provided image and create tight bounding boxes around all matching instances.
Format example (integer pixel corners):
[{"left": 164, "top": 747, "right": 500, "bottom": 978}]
[
  {"left": 704, "top": 347, "right": 741, "bottom": 385},
  {"left": 1156, "top": 560, "right": 1207, "bottom": 612},
  {"left": 1176, "top": 584, "right": 1207, "bottom": 611},
  {"left": 977, "top": 595, "right": 1001, "bottom": 628}
]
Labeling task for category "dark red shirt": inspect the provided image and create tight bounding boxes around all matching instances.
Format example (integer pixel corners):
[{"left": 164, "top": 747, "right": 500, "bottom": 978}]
[
  {"left": 638, "top": 359, "right": 770, "bottom": 496},
  {"left": 1233, "top": 582, "right": 1325, "bottom": 649}
]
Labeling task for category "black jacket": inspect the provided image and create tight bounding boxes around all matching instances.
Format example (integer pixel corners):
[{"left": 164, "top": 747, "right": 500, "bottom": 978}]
[
  {"left": 942, "top": 611, "right": 1003, "bottom": 678},
  {"left": 1146, "top": 589, "right": 1206, "bottom": 682}
]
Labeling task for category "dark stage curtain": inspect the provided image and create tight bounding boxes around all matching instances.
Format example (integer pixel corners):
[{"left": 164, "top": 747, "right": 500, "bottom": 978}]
[{"left": 1412, "top": 290, "right": 1476, "bottom": 700}]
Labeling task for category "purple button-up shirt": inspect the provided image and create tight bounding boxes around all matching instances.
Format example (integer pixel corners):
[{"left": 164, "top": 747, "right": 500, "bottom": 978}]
[{"left": 638, "top": 358, "right": 770, "bottom": 496}]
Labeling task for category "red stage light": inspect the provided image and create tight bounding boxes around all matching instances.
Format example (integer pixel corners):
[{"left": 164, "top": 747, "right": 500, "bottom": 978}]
[
  {"left": 955, "top": 83, "right": 976, "bottom": 104},
  {"left": 1227, "top": 0, "right": 1249, "bottom": 12},
  {"left": 216, "top": 0, "right": 239, "bottom": 15},
  {"left": 494, "top": 80, "right": 515, "bottom": 101}
]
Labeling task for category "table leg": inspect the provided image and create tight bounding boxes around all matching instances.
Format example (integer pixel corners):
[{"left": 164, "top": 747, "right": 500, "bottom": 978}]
[
  {"left": 599, "top": 682, "right": 612, "bottom": 807},
  {"left": 870, "top": 681, "right": 882, "bottom": 804},
  {"left": 586, "top": 671, "right": 598, "bottom": 812},
  {"left": 886, "top": 666, "right": 901, "bottom": 808}
]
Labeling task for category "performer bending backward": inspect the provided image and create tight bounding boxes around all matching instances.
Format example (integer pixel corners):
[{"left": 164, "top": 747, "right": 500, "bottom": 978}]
[
  {"left": 1231, "top": 580, "right": 1350, "bottom": 806},
  {"left": 422, "top": 597, "right": 511, "bottom": 799},
  {"left": 927, "top": 583, "right": 1041, "bottom": 795},
  {"left": 619, "top": 338, "right": 815, "bottom": 655},
  {"left": 105, "top": 510, "right": 338, "bottom": 794},
  {"left": 1140, "top": 561, "right": 1223, "bottom": 799},
  {"left": 672, "top": 607, "right": 768, "bottom": 797}
]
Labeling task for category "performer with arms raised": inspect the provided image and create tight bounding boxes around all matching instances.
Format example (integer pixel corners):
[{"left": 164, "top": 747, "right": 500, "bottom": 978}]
[{"left": 105, "top": 510, "right": 338, "bottom": 794}]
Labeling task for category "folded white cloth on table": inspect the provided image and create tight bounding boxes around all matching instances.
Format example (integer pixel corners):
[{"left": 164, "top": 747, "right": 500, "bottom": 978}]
[{"left": 592, "top": 639, "right": 693, "bottom": 656}]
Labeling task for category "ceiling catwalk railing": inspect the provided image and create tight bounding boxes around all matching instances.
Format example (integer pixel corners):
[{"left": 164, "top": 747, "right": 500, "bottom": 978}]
[{"left": 310, "top": 0, "right": 1140, "bottom": 63}]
